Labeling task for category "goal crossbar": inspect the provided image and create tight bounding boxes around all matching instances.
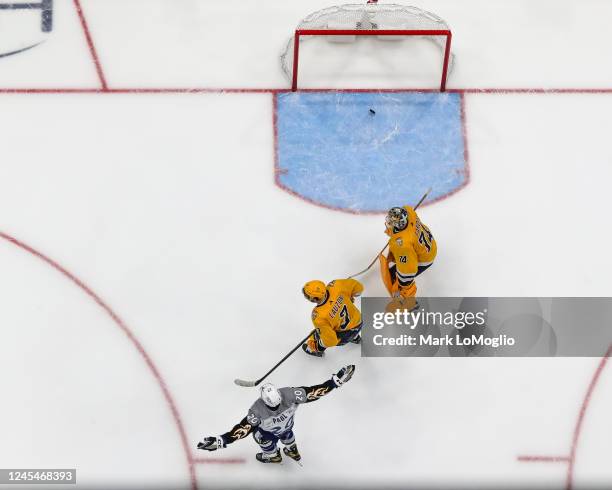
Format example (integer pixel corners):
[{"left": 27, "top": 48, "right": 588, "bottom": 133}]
[{"left": 291, "top": 29, "right": 452, "bottom": 92}]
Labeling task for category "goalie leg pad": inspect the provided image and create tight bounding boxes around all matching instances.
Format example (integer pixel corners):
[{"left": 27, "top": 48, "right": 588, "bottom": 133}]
[
  {"left": 386, "top": 283, "right": 418, "bottom": 313},
  {"left": 400, "top": 282, "right": 417, "bottom": 298},
  {"left": 399, "top": 283, "right": 418, "bottom": 312},
  {"left": 379, "top": 253, "right": 398, "bottom": 296}
]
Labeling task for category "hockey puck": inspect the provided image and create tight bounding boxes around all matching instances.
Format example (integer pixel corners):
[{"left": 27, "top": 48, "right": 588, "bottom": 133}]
[{"left": 369, "top": 109, "right": 376, "bottom": 115}]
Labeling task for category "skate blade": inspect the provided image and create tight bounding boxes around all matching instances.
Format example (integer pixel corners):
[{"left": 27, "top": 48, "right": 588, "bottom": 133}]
[{"left": 282, "top": 451, "right": 303, "bottom": 467}]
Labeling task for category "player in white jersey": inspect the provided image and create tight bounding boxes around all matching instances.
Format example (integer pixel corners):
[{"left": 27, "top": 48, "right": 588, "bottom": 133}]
[{"left": 197, "top": 365, "right": 355, "bottom": 463}]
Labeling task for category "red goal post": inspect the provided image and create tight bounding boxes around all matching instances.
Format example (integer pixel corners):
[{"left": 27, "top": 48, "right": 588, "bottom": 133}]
[
  {"left": 280, "top": 4, "right": 455, "bottom": 92},
  {"left": 291, "top": 28, "right": 452, "bottom": 91}
]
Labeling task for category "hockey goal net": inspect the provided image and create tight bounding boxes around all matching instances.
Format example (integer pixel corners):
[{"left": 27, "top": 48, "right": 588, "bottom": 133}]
[{"left": 281, "top": 3, "right": 454, "bottom": 91}]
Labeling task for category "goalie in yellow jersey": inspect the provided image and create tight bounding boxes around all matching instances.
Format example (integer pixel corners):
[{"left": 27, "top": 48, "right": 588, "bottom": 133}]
[
  {"left": 379, "top": 205, "right": 437, "bottom": 310},
  {"left": 301, "top": 278, "right": 364, "bottom": 358}
]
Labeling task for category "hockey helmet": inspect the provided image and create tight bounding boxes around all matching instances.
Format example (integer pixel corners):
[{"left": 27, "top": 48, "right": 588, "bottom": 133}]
[
  {"left": 385, "top": 206, "right": 408, "bottom": 231},
  {"left": 302, "top": 280, "right": 327, "bottom": 304},
  {"left": 260, "top": 383, "right": 282, "bottom": 409}
]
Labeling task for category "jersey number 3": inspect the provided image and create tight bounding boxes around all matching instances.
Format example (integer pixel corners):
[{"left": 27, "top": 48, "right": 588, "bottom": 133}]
[{"left": 339, "top": 305, "right": 350, "bottom": 330}]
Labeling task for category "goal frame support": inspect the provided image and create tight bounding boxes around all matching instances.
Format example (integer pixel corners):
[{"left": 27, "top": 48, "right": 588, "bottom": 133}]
[{"left": 291, "top": 29, "right": 452, "bottom": 92}]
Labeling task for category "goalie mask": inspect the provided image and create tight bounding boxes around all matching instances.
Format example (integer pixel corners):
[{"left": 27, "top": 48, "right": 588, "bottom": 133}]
[
  {"left": 260, "top": 383, "right": 282, "bottom": 409},
  {"left": 302, "top": 280, "right": 327, "bottom": 304},
  {"left": 385, "top": 207, "right": 408, "bottom": 232}
]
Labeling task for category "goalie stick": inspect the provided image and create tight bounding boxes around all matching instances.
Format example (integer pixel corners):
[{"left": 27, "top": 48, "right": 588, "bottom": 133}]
[
  {"left": 234, "top": 329, "right": 316, "bottom": 387},
  {"left": 348, "top": 187, "right": 432, "bottom": 279}
]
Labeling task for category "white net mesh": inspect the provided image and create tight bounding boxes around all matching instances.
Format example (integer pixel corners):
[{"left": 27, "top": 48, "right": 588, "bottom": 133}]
[{"left": 280, "top": 3, "right": 455, "bottom": 86}]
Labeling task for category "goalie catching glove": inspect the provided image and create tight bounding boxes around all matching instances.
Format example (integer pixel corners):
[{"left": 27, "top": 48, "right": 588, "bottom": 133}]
[{"left": 197, "top": 436, "right": 225, "bottom": 451}]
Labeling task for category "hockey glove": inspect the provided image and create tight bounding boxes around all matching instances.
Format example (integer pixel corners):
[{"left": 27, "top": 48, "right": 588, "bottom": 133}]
[
  {"left": 313, "top": 329, "right": 327, "bottom": 352},
  {"left": 303, "top": 330, "right": 326, "bottom": 357},
  {"left": 197, "top": 436, "right": 225, "bottom": 451},
  {"left": 332, "top": 364, "right": 355, "bottom": 387},
  {"left": 302, "top": 342, "right": 324, "bottom": 357}
]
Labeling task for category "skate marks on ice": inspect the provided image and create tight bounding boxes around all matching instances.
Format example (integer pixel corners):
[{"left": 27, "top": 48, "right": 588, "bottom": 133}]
[{"left": 274, "top": 91, "right": 469, "bottom": 214}]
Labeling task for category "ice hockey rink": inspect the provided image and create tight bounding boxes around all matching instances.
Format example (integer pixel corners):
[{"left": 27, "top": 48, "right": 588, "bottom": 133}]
[{"left": 1, "top": 0, "right": 612, "bottom": 489}]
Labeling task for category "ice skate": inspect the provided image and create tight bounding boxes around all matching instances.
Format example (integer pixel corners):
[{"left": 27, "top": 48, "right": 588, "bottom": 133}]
[
  {"left": 256, "top": 449, "right": 282, "bottom": 464},
  {"left": 282, "top": 443, "right": 301, "bottom": 462}
]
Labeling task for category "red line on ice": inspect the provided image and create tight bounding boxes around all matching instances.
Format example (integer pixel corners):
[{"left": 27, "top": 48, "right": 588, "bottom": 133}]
[
  {"left": 566, "top": 344, "right": 612, "bottom": 489},
  {"left": 457, "top": 88, "right": 612, "bottom": 94},
  {"left": 72, "top": 0, "right": 108, "bottom": 90},
  {"left": 193, "top": 457, "right": 246, "bottom": 465},
  {"left": 459, "top": 91, "right": 471, "bottom": 184},
  {"left": 517, "top": 455, "right": 570, "bottom": 463},
  {"left": 0, "top": 231, "right": 197, "bottom": 490},
  {"left": 422, "top": 90, "right": 471, "bottom": 207},
  {"left": 1, "top": 88, "right": 612, "bottom": 95},
  {"left": 517, "top": 345, "right": 612, "bottom": 490},
  {"left": 272, "top": 92, "right": 280, "bottom": 173},
  {"left": 0, "top": 88, "right": 277, "bottom": 94}
]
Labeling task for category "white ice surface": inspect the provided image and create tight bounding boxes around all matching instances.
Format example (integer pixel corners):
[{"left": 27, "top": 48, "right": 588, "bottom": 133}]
[
  {"left": 1, "top": 1, "right": 612, "bottom": 489},
  {"left": 0, "top": 0, "right": 98, "bottom": 88},
  {"left": 4, "top": 0, "right": 612, "bottom": 89}
]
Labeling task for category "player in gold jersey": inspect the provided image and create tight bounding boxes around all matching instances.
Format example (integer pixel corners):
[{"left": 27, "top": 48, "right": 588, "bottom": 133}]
[
  {"left": 301, "top": 278, "right": 364, "bottom": 358},
  {"left": 379, "top": 205, "right": 436, "bottom": 309}
]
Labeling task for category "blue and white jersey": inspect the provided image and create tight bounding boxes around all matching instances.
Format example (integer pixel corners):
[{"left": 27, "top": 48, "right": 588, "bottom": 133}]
[
  {"left": 246, "top": 387, "right": 307, "bottom": 435},
  {"left": 218, "top": 379, "right": 338, "bottom": 446}
]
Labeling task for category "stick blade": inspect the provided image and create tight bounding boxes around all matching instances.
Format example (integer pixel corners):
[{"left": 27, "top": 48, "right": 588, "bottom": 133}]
[{"left": 234, "top": 378, "right": 257, "bottom": 387}]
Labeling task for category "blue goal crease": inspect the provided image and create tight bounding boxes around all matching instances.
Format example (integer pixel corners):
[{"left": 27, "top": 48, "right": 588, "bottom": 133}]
[{"left": 275, "top": 91, "right": 467, "bottom": 213}]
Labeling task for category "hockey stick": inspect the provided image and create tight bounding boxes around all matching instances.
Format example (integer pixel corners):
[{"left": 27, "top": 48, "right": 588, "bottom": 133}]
[
  {"left": 348, "top": 187, "right": 432, "bottom": 279},
  {"left": 413, "top": 187, "right": 432, "bottom": 211},
  {"left": 234, "top": 329, "right": 316, "bottom": 387}
]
